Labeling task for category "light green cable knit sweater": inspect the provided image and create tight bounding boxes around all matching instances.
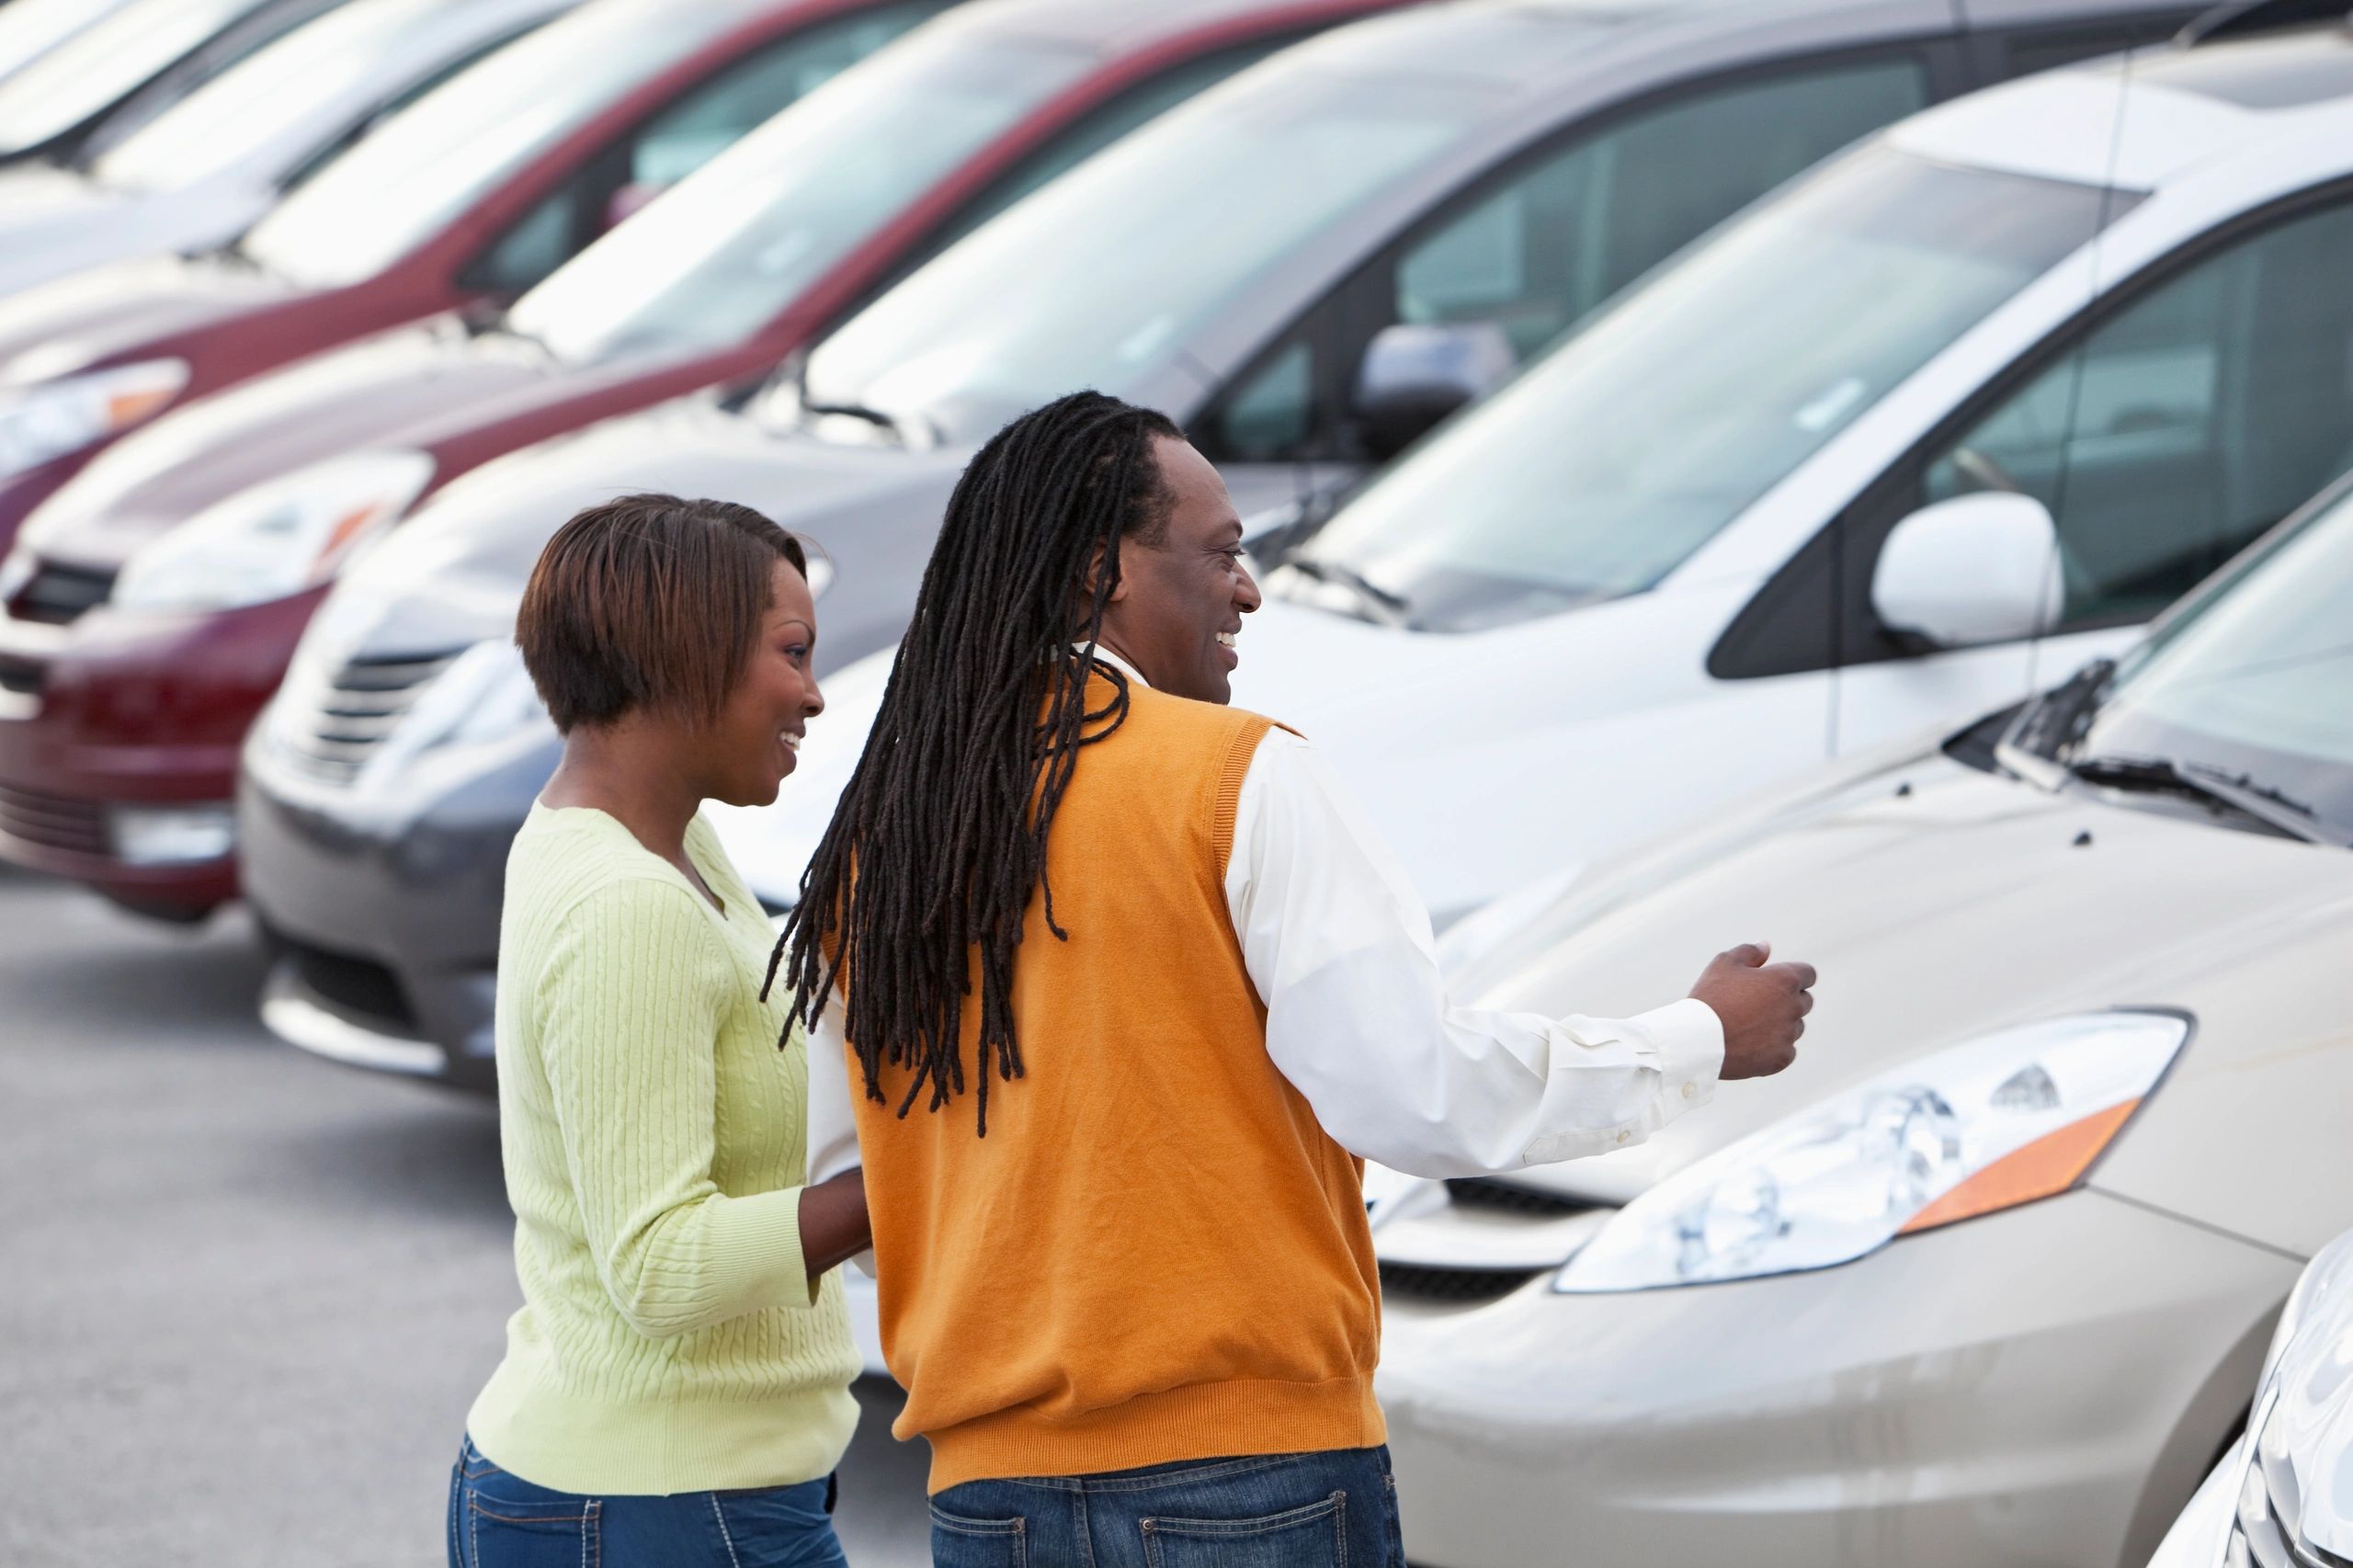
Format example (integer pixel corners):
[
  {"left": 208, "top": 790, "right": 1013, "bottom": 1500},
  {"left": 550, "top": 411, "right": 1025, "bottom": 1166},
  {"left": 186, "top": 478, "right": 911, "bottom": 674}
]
[{"left": 465, "top": 802, "right": 859, "bottom": 1494}]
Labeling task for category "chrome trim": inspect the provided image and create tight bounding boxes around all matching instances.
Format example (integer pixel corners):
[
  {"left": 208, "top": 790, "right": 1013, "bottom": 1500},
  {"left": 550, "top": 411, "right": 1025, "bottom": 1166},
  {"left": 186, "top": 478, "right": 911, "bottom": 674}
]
[{"left": 261, "top": 965, "right": 447, "bottom": 1077}]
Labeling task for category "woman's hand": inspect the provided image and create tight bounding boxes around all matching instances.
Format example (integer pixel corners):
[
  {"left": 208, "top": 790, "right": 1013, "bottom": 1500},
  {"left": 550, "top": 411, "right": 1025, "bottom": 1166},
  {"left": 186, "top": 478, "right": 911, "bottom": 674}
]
[{"left": 797, "top": 1167, "right": 871, "bottom": 1285}]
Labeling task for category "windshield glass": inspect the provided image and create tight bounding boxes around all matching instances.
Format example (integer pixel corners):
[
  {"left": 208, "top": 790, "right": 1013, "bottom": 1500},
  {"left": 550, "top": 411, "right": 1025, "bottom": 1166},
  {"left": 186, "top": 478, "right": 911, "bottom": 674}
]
[
  {"left": 2073, "top": 486, "right": 2353, "bottom": 842},
  {"left": 0, "top": 0, "right": 266, "bottom": 157},
  {"left": 787, "top": 67, "right": 1494, "bottom": 441},
  {"left": 0, "top": 0, "right": 143, "bottom": 85},
  {"left": 1290, "top": 148, "right": 2115, "bottom": 631},
  {"left": 91, "top": 0, "right": 460, "bottom": 192},
  {"left": 241, "top": 0, "right": 753, "bottom": 287},
  {"left": 508, "top": 28, "right": 1089, "bottom": 365}
]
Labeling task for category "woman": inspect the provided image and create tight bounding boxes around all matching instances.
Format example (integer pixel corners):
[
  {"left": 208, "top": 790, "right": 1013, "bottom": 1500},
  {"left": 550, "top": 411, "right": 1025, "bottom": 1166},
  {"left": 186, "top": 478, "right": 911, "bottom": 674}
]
[{"left": 449, "top": 494, "right": 870, "bottom": 1568}]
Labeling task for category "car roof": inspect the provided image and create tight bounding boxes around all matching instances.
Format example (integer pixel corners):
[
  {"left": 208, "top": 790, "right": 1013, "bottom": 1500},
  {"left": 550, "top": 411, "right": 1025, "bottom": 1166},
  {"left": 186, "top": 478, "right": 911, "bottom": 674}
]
[
  {"left": 1892, "top": 19, "right": 2353, "bottom": 188},
  {"left": 947, "top": 0, "right": 1402, "bottom": 55}
]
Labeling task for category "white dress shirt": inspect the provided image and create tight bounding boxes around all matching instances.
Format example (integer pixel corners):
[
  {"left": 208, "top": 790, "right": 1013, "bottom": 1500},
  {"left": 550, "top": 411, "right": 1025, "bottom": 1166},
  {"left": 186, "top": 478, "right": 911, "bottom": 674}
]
[{"left": 808, "top": 650, "right": 1722, "bottom": 1185}]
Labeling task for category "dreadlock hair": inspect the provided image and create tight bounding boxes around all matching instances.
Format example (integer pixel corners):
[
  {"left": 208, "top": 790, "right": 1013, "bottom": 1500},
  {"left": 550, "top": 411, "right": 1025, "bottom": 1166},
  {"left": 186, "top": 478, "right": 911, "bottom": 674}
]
[{"left": 764, "top": 391, "right": 1181, "bottom": 1136}]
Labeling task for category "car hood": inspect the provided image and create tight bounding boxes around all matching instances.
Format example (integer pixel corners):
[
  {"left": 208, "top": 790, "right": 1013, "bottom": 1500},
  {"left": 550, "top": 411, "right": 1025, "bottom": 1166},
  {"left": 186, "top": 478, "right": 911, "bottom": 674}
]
[
  {"left": 21, "top": 319, "right": 564, "bottom": 567},
  {"left": 1445, "top": 745, "right": 2353, "bottom": 1257},
  {"left": 302, "top": 400, "right": 969, "bottom": 674},
  {"left": 0, "top": 253, "right": 296, "bottom": 381},
  {"left": 0, "top": 169, "right": 216, "bottom": 298}
]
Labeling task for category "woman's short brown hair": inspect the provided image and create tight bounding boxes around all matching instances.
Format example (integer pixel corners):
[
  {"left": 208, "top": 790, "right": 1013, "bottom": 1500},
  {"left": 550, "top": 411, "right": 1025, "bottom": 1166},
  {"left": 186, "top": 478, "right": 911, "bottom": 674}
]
[{"left": 517, "top": 494, "right": 808, "bottom": 734}]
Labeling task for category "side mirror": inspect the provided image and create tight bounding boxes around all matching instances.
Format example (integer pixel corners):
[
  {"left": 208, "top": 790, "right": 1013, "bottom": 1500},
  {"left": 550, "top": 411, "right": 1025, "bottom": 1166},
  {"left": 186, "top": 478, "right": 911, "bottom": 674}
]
[
  {"left": 1872, "top": 492, "right": 2063, "bottom": 648},
  {"left": 1350, "top": 322, "right": 1515, "bottom": 461}
]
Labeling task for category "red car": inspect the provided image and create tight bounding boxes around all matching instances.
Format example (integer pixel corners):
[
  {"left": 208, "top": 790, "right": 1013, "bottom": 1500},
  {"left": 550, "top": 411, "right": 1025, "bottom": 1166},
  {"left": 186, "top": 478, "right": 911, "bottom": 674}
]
[
  {"left": 0, "top": 0, "right": 949, "bottom": 559},
  {"left": 0, "top": 0, "right": 1415, "bottom": 917}
]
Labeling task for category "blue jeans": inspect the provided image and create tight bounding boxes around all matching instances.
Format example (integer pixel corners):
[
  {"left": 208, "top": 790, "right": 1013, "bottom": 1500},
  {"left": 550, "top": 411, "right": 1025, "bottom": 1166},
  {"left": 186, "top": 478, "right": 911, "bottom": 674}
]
[
  {"left": 929, "top": 1448, "right": 1404, "bottom": 1568},
  {"left": 447, "top": 1434, "right": 847, "bottom": 1568}
]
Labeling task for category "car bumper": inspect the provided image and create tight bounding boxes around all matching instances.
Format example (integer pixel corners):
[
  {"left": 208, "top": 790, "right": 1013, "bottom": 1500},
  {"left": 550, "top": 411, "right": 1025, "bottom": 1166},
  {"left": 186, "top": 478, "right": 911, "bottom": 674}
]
[
  {"left": 0, "top": 596, "right": 317, "bottom": 915},
  {"left": 1376, "top": 1188, "right": 2292, "bottom": 1568},
  {"left": 238, "top": 722, "right": 555, "bottom": 1090}
]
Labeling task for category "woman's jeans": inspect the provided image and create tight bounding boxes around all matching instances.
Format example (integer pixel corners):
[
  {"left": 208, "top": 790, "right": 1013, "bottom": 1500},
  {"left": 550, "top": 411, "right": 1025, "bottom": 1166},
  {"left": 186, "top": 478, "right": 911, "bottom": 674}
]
[
  {"left": 447, "top": 1434, "right": 847, "bottom": 1568},
  {"left": 930, "top": 1448, "right": 1404, "bottom": 1568}
]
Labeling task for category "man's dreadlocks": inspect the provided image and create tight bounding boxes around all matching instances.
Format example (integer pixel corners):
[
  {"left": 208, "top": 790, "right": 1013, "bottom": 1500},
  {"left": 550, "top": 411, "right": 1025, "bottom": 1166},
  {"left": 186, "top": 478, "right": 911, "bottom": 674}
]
[{"left": 764, "top": 391, "right": 1180, "bottom": 1134}]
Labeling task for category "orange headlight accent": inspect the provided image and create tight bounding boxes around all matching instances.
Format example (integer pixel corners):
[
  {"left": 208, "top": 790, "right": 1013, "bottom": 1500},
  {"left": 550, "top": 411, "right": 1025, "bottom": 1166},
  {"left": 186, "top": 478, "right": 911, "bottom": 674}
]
[
  {"left": 104, "top": 386, "right": 179, "bottom": 428},
  {"left": 1898, "top": 1097, "right": 2141, "bottom": 1236}
]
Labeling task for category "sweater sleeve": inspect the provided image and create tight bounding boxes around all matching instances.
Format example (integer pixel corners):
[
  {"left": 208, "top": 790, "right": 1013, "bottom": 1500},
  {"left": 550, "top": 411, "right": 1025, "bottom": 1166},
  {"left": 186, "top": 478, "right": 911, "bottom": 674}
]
[{"left": 537, "top": 879, "right": 814, "bottom": 1339}]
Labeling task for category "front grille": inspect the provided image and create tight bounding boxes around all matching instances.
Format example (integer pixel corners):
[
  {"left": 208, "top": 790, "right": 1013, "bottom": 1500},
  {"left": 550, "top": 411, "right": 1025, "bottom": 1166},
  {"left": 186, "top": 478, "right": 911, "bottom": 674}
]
[
  {"left": 0, "top": 779, "right": 107, "bottom": 856},
  {"left": 271, "top": 647, "right": 465, "bottom": 784},
  {"left": 279, "top": 937, "right": 415, "bottom": 1030},
  {"left": 1378, "top": 1262, "right": 1543, "bottom": 1306},
  {"left": 1445, "top": 1177, "right": 1592, "bottom": 1219},
  {"left": 14, "top": 562, "right": 115, "bottom": 626}
]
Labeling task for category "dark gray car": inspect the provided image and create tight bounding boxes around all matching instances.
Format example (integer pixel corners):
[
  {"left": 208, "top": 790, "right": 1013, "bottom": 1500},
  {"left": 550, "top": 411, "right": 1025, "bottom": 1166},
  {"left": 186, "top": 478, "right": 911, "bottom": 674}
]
[{"left": 242, "top": 0, "right": 2197, "bottom": 1088}]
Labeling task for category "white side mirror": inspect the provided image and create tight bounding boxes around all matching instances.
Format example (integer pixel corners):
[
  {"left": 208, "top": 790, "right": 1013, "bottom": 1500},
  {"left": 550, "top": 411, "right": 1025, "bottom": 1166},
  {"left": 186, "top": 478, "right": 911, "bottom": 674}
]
[{"left": 1872, "top": 492, "right": 2062, "bottom": 648}]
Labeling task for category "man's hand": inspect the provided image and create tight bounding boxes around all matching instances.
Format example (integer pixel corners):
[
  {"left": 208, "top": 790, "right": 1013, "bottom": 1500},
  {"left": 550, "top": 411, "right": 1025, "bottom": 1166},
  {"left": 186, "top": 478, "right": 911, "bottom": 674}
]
[
  {"left": 797, "top": 1167, "right": 870, "bottom": 1285},
  {"left": 1689, "top": 943, "right": 1814, "bottom": 1080}
]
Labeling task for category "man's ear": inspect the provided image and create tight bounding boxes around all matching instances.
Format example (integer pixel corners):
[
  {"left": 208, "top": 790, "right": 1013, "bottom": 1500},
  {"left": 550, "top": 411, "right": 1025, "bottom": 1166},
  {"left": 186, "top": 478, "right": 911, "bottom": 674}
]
[{"left": 1082, "top": 540, "right": 1131, "bottom": 608}]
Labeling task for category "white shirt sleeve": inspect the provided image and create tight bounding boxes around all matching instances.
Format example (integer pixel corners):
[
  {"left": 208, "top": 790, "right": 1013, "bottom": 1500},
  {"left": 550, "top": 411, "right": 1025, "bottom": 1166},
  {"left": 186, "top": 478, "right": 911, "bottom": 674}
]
[
  {"left": 1227, "top": 728, "right": 1724, "bottom": 1180},
  {"left": 804, "top": 1005, "right": 861, "bottom": 1186}
]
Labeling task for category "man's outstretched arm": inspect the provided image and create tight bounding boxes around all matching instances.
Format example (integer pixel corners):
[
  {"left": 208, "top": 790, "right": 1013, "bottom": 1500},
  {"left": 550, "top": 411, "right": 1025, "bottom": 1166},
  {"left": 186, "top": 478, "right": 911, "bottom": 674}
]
[{"left": 1227, "top": 730, "right": 1812, "bottom": 1179}]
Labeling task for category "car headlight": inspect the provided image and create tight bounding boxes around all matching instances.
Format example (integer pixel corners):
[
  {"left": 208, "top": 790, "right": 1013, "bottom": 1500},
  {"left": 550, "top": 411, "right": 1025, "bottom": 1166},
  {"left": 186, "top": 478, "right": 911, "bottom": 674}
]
[
  {"left": 112, "top": 450, "right": 434, "bottom": 615},
  {"left": 0, "top": 358, "right": 189, "bottom": 481},
  {"left": 2225, "top": 1231, "right": 2353, "bottom": 1568},
  {"left": 1555, "top": 1010, "right": 2189, "bottom": 1292}
]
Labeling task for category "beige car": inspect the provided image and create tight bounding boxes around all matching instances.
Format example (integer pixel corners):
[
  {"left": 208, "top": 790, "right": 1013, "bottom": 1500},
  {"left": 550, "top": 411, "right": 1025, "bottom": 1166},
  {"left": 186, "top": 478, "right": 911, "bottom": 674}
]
[{"left": 1372, "top": 472, "right": 2353, "bottom": 1568}]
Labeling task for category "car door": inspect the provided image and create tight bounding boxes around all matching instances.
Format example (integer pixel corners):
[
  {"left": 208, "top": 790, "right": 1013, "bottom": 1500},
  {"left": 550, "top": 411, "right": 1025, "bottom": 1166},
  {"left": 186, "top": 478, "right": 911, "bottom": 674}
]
[
  {"left": 1194, "top": 44, "right": 1948, "bottom": 585},
  {"left": 1758, "top": 187, "right": 2353, "bottom": 754},
  {"left": 457, "top": 3, "right": 945, "bottom": 301}
]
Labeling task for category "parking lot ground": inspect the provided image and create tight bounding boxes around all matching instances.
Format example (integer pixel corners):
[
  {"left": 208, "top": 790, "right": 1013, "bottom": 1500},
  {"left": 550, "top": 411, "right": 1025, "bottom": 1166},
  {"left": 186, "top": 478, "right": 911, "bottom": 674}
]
[{"left": 0, "top": 863, "right": 930, "bottom": 1568}]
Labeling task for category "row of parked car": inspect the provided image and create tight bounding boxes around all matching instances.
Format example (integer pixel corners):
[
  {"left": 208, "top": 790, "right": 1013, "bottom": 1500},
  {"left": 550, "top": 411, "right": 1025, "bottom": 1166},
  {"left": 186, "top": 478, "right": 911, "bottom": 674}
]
[{"left": 0, "top": 0, "right": 2347, "bottom": 1564}]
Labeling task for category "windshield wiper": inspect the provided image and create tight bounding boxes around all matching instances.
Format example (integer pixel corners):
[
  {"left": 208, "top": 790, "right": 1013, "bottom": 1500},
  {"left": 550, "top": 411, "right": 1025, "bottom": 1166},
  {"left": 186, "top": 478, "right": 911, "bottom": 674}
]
[
  {"left": 1995, "top": 658, "right": 2115, "bottom": 788},
  {"left": 2066, "top": 752, "right": 2337, "bottom": 846},
  {"left": 1280, "top": 556, "right": 1412, "bottom": 628},
  {"left": 801, "top": 398, "right": 941, "bottom": 449}
]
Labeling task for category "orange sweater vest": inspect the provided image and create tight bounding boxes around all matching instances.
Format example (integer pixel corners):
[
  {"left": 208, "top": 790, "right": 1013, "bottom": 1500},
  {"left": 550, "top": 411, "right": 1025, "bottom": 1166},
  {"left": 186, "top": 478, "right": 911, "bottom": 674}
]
[{"left": 845, "top": 676, "right": 1384, "bottom": 1492}]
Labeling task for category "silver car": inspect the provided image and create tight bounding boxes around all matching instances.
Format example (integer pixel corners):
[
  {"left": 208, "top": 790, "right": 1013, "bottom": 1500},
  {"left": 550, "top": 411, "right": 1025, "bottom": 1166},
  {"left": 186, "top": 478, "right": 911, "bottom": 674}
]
[
  {"left": 242, "top": 0, "right": 2188, "bottom": 1088},
  {"left": 0, "top": 0, "right": 579, "bottom": 301},
  {"left": 1371, "top": 470, "right": 2353, "bottom": 1568}
]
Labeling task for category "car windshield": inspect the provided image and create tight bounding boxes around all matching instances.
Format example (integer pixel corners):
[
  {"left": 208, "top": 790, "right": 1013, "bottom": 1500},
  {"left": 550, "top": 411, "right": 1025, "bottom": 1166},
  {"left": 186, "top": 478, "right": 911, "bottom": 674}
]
[
  {"left": 780, "top": 66, "right": 1495, "bottom": 442},
  {"left": 0, "top": 0, "right": 267, "bottom": 157},
  {"left": 506, "top": 28, "right": 1091, "bottom": 366},
  {"left": 90, "top": 0, "right": 462, "bottom": 192},
  {"left": 240, "top": 0, "right": 760, "bottom": 288},
  {"left": 2067, "top": 485, "right": 2353, "bottom": 844},
  {"left": 0, "top": 0, "right": 144, "bottom": 86},
  {"left": 1287, "top": 148, "right": 2117, "bottom": 631}
]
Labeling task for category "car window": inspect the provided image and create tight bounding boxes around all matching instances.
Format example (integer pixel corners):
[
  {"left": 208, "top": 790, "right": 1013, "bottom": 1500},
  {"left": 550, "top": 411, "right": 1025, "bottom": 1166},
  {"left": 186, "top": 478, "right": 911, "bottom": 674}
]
[
  {"left": 1392, "top": 55, "right": 1929, "bottom": 364},
  {"left": 505, "top": 28, "right": 1094, "bottom": 366},
  {"left": 1211, "top": 335, "right": 1317, "bottom": 461},
  {"left": 462, "top": 5, "right": 939, "bottom": 298},
  {"left": 1923, "top": 197, "right": 2353, "bottom": 627},
  {"left": 1288, "top": 148, "right": 2113, "bottom": 632}
]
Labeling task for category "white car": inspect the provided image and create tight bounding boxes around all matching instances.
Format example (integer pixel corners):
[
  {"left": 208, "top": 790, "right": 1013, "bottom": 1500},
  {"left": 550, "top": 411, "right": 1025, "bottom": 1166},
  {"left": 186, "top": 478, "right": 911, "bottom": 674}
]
[
  {"left": 0, "top": 0, "right": 577, "bottom": 301},
  {"left": 727, "top": 15, "right": 2353, "bottom": 928},
  {"left": 2147, "top": 1229, "right": 2353, "bottom": 1568},
  {"left": 0, "top": 0, "right": 148, "bottom": 89},
  {"left": 1369, "top": 456, "right": 2353, "bottom": 1567}
]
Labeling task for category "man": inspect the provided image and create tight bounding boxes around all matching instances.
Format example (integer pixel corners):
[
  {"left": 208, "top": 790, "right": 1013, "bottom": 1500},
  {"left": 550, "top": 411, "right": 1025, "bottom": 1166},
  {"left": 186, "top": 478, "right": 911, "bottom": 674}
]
[{"left": 777, "top": 392, "right": 1813, "bottom": 1564}]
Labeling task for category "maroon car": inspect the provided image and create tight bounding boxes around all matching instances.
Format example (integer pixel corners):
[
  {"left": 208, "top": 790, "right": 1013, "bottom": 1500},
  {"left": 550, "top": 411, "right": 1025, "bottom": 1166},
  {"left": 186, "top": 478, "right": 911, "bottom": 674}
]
[
  {"left": 0, "top": 0, "right": 951, "bottom": 559},
  {"left": 0, "top": 0, "right": 1416, "bottom": 916}
]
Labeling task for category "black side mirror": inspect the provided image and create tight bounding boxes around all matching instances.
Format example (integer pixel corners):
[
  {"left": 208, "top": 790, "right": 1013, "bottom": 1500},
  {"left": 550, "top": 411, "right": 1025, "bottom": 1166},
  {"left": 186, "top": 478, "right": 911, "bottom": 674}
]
[{"left": 1349, "top": 322, "right": 1516, "bottom": 461}]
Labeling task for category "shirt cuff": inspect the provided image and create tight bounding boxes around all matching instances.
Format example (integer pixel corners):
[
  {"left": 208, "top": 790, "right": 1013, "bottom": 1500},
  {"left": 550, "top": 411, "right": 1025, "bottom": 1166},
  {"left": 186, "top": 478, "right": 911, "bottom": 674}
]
[
  {"left": 701, "top": 1186, "right": 819, "bottom": 1313},
  {"left": 1631, "top": 996, "right": 1725, "bottom": 1110}
]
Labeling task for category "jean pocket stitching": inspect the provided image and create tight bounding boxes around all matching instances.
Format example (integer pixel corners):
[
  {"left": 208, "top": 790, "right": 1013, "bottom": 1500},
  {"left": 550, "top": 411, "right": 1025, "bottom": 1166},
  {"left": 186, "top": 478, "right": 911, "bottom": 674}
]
[
  {"left": 1142, "top": 1490, "right": 1347, "bottom": 1542},
  {"left": 929, "top": 1506, "right": 1028, "bottom": 1538},
  {"left": 467, "top": 1497, "right": 595, "bottom": 1528}
]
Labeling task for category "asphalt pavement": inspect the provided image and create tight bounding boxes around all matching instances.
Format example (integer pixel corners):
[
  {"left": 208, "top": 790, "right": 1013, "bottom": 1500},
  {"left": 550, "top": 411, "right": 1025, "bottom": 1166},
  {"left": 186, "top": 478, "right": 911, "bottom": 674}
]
[{"left": 0, "top": 862, "right": 932, "bottom": 1568}]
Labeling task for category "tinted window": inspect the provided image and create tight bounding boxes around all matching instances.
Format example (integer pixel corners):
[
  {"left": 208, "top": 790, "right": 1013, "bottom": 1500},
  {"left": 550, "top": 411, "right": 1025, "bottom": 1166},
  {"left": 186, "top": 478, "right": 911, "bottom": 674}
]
[
  {"left": 1394, "top": 56, "right": 1929, "bottom": 362},
  {"left": 1925, "top": 198, "right": 2353, "bottom": 626}
]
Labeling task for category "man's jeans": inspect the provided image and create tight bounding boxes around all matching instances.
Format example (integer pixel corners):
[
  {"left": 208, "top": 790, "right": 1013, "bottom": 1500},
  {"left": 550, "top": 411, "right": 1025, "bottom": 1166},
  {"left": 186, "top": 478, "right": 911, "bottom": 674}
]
[{"left": 929, "top": 1448, "right": 1404, "bottom": 1568}]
